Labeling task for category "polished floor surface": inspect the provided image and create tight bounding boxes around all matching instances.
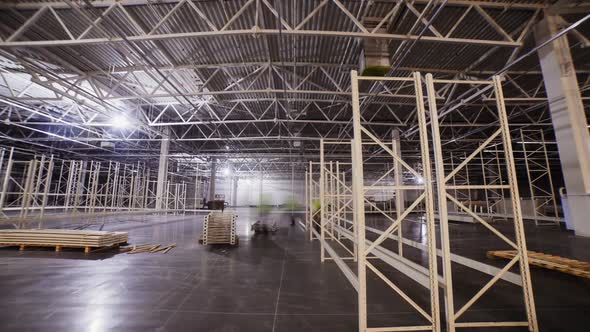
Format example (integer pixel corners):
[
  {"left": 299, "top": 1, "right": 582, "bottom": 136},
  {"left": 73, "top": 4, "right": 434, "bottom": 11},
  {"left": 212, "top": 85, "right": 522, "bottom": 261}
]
[{"left": 0, "top": 208, "right": 589, "bottom": 331}]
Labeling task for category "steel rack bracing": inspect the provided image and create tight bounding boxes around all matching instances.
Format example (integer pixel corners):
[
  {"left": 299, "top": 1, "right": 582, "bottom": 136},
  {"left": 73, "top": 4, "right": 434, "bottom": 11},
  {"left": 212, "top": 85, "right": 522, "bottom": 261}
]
[
  {"left": 351, "top": 71, "right": 441, "bottom": 332},
  {"left": 519, "top": 129, "right": 561, "bottom": 226},
  {"left": 427, "top": 74, "right": 538, "bottom": 331},
  {"left": 304, "top": 71, "right": 540, "bottom": 332},
  {"left": 0, "top": 147, "right": 195, "bottom": 227}
]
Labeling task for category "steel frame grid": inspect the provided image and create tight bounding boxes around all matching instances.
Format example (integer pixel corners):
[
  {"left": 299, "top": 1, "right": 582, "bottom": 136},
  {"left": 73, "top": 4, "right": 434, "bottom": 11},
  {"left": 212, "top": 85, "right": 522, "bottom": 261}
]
[
  {"left": 0, "top": 0, "right": 568, "bottom": 159},
  {"left": 306, "top": 160, "right": 320, "bottom": 241},
  {"left": 351, "top": 70, "right": 441, "bottom": 332},
  {"left": 0, "top": 146, "right": 190, "bottom": 227},
  {"left": 447, "top": 152, "right": 472, "bottom": 204},
  {"left": 445, "top": 147, "right": 509, "bottom": 220},
  {"left": 305, "top": 153, "right": 360, "bottom": 290},
  {"left": 519, "top": 128, "right": 560, "bottom": 226},
  {"left": 320, "top": 70, "right": 541, "bottom": 331},
  {"left": 426, "top": 74, "right": 538, "bottom": 331},
  {"left": 0, "top": 0, "right": 532, "bottom": 50},
  {"left": 318, "top": 139, "right": 356, "bottom": 263},
  {"left": 0, "top": 147, "right": 55, "bottom": 224},
  {"left": 479, "top": 145, "right": 508, "bottom": 217}
]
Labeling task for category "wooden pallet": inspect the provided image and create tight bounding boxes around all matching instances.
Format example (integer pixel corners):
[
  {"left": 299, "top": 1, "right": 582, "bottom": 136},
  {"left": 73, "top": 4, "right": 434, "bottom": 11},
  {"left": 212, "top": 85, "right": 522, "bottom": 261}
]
[
  {"left": 0, "top": 229, "right": 128, "bottom": 254},
  {"left": 487, "top": 250, "right": 590, "bottom": 280},
  {"left": 202, "top": 212, "right": 237, "bottom": 245},
  {"left": 0, "top": 242, "right": 121, "bottom": 253}
]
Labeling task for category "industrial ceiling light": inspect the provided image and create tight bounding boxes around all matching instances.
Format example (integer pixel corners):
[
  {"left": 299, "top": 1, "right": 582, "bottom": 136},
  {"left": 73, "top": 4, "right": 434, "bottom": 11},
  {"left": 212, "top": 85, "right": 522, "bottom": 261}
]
[
  {"left": 112, "top": 115, "right": 130, "bottom": 128},
  {"left": 225, "top": 145, "right": 230, "bottom": 150},
  {"left": 416, "top": 176, "right": 424, "bottom": 184},
  {"left": 223, "top": 168, "right": 231, "bottom": 176}
]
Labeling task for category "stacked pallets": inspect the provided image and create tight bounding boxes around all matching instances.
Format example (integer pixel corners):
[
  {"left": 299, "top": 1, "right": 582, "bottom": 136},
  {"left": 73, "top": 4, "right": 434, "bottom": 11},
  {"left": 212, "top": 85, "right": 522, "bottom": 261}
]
[
  {"left": 487, "top": 250, "right": 590, "bottom": 280},
  {"left": 202, "top": 212, "right": 237, "bottom": 245},
  {"left": 0, "top": 229, "right": 128, "bottom": 253}
]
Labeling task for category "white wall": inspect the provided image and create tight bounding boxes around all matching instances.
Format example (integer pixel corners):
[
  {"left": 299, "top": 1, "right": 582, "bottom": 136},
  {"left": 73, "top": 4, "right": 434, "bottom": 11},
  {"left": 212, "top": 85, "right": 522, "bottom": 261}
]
[{"left": 213, "top": 176, "right": 305, "bottom": 207}]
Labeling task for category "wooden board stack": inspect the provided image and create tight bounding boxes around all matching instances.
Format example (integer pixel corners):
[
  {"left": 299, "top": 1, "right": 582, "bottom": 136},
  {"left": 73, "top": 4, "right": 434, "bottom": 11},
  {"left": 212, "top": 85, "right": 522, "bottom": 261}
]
[
  {"left": 202, "top": 212, "right": 237, "bottom": 245},
  {"left": 0, "top": 229, "right": 128, "bottom": 253},
  {"left": 120, "top": 243, "right": 176, "bottom": 254},
  {"left": 487, "top": 250, "right": 590, "bottom": 280}
]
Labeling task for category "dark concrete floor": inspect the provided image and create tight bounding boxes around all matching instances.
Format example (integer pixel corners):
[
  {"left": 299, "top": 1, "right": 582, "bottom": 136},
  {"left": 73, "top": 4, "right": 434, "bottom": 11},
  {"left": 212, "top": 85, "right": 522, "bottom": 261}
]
[{"left": 0, "top": 208, "right": 589, "bottom": 331}]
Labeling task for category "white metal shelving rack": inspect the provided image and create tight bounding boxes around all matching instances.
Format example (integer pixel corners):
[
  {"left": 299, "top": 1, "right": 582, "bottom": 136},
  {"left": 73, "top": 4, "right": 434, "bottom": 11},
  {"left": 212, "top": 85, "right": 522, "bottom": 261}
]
[
  {"left": 427, "top": 74, "right": 538, "bottom": 331},
  {"left": 304, "top": 71, "right": 541, "bottom": 332}
]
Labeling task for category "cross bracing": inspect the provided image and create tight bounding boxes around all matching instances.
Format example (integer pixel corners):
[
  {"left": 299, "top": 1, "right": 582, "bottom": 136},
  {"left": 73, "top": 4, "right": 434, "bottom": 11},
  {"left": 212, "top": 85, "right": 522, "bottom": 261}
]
[{"left": 0, "top": 0, "right": 587, "bottom": 172}]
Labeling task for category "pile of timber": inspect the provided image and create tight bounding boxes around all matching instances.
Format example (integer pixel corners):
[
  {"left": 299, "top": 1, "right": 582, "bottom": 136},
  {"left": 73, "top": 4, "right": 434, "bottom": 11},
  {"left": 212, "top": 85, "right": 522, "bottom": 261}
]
[
  {"left": 120, "top": 243, "right": 176, "bottom": 254},
  {"left": 487, "top": 250, "right": 590, "bottom": 280},
  {"left": 202, "top": 212, "right": 237, "bottom": 245},
  {"left": 0, "top": 229, "right": 128, "bottom": 253}
]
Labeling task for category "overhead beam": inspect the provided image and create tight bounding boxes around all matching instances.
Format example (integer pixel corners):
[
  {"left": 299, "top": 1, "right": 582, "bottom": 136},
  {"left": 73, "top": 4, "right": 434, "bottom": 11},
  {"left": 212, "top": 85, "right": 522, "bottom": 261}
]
[
  {"left": 0, "top": 0, "right": 548, "bottom": 10},
  {"left": 0, "top": 28, "right": 522, "bottom": 48},
  {"left": 14, "top": 63, "right": 588, "bottom": 76}
]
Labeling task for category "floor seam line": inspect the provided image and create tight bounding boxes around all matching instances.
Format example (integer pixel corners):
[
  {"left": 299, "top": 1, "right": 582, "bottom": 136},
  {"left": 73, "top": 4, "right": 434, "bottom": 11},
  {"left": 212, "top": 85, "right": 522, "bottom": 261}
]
[
  {"left": 157, "top": 253, "right": 221, "bottom": 331},
  {"left": 271, "top": 231, "right": 289, "bottom": 332}
]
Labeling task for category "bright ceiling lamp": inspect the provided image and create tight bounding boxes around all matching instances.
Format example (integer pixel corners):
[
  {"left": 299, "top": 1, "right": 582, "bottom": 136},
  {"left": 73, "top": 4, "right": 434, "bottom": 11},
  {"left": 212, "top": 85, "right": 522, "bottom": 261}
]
[
  {"left": 112, "top": 114, "right": 130, "bottom": 128},
  {"left": 223, "top": 168, "right": 231, "bottom": 176}
]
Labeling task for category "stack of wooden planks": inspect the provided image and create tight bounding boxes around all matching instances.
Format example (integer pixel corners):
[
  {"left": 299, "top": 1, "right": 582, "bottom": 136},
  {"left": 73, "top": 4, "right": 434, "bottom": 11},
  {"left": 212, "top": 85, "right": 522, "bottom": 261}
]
[
  {"left": 0, "top": 229, "right": 128, "bottom": 253},
  {"left": 120, "top": 243, "right": 176, "bottom": 254},
  {"left": 487, "top": 250, "right": 590, "bottom": 280},
  {"left": 202, "top": 212, "right": 237, "bottom": 245}
]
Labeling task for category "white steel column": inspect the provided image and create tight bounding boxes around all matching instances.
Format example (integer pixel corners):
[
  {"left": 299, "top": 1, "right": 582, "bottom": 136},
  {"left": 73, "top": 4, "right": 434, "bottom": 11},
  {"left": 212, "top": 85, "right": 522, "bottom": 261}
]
[
  {"left": 193, "top": 163, "right": 202, "bottom": 209},
  {"left": 305, "top": 169, "right": 309, "bottom": 230},
  {"left": 232, "top": 176, "right": 238, "bottom": 207},
  {"left": 0, "top": 148, "right": 14, "bottom": 217},
  {"left": 258, "top": 166, "right": 263, "bottom": 206},
  {"left": 392, "top": 129, "right": 404, "bottom": 256},
  {"left": 155, "top": 128, "right": 170, "bottom": 210},
  {"left": 414, "top": 72, "right": 441, "bottom": 332},
  {"left": 494, "top": 75, "right": 539, "bottom": 331},
  {"left": 319, "top": 139, "right": 326, "bottom": 262},
  {"left": 535, "top": 15, "right": 590, "bottom": 236},
  {"left": 427, "top": 74, "right": 456, "bottom": 332},
  {"left": 39, "top": 156, "right": 54, "bottom": 222},
  {"left": 208, "top": 158, "right": 217, "bottom": 202},
  {"left": 309, "top": 161, "right": 316, "bottom": 241},
  {"left": 350, "top": 71, "right": 367, "bottom": 332}
]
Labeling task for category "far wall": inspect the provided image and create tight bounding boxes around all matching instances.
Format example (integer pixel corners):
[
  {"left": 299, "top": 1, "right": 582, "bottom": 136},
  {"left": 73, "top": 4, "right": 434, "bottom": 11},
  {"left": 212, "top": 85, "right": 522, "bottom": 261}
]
[{"left": 214, "top": 177, "right": 305, "bottom": 207}]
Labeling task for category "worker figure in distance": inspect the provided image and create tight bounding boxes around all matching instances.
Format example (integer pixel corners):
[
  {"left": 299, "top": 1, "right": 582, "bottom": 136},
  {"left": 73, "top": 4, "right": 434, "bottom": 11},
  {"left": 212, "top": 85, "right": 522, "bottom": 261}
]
[
  {"left": 285, "top": 195, "right": 299, "bottom": 226},
  {"left": 252, "top": 194, "right": 277, "bottom": 234}
]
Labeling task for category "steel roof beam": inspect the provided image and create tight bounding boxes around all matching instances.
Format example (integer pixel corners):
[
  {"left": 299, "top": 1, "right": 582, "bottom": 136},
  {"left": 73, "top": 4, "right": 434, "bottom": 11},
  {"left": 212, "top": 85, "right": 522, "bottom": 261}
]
[
  {"left": 0, "top": 0, "right": 548, "bottom": 10},
  {"left": 0, "top": 28, "right": 523, "bottom": 48},
  {"left": 16, "top": 63, "right": 578, "bottom": 76}
]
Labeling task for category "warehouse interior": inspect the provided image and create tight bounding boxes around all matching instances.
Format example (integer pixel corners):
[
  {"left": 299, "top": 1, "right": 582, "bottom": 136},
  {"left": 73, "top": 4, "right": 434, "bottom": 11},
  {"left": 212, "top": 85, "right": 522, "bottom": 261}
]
[{"left": 0, "top": 1, "right": 589, "bottom": 331}]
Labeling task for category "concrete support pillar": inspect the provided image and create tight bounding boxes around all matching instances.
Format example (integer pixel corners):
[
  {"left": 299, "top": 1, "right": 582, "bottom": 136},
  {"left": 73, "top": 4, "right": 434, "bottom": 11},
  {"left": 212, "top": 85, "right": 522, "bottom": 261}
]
[
  {"left": 208, "top": 158, "right": 216, "bottom": 202},
  {"left": 232, "top": 177, "right": 239, "bottom": 207},
  {"left": 155, "top": 128, "right": 170, "bottom": 210},
  {"left": 535, "top": 15, "right": 590, "bottom": 236}
]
